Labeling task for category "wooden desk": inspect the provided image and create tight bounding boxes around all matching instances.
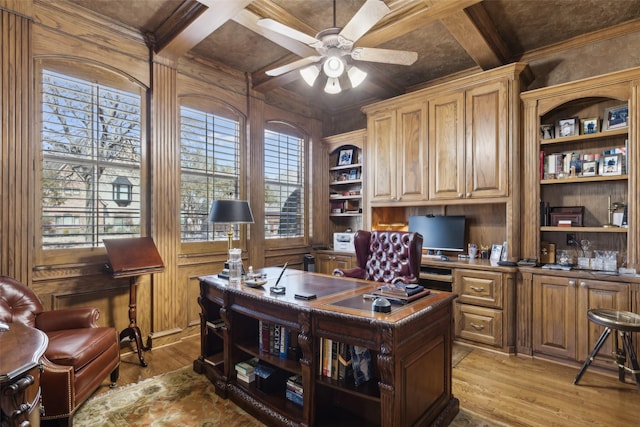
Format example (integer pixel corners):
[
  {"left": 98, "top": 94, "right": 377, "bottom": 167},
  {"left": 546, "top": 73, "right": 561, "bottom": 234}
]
[
  {"left": 194, "top": 268, "right": 459, "bottom": 427},
  {"left": 0, "top": 322, "right": 48, "bottom": 427}
]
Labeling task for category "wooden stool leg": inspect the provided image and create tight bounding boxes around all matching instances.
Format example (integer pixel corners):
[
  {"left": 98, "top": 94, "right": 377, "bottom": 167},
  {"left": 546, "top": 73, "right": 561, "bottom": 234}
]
[
  {"left": 621, "top": 332, "right": 640, "bottom": 392},
  {"left": 574, "top": 327, "right": 611, "bottom": 385},
  {"left": 614, "top": 330, "right": 626, "bottom": 383}
]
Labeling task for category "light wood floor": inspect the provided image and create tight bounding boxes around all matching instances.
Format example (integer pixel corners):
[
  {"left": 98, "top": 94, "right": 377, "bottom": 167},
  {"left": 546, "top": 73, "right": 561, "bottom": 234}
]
[{"left": 95, "top": 336, "right": 640, "bottom": 426}]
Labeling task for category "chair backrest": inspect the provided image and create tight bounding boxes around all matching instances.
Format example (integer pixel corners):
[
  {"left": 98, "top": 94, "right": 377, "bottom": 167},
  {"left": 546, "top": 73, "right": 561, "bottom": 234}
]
[
  {"left": 353, "top": 230, "right": 423, "bottom": 283},
  {"left": 0, "top": 276, "right": 44, "bottom": 326}
]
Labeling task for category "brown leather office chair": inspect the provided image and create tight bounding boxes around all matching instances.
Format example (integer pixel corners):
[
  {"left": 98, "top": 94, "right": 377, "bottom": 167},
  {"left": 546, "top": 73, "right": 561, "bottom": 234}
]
[
  {"left": 333, "top": 230, "right": 423, "bottom": 284},
  {"left": 0, "top": 276, "right": 120, "bottom": 426}
]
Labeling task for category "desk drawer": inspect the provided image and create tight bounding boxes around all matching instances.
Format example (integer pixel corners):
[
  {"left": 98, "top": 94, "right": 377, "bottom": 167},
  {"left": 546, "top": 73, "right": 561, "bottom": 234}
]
[
  {"left": 454, "top": 269, "right": 503, "bottom": 309},
  {"left": 455, "top": 303, "right": 503, "bottom": 347}
]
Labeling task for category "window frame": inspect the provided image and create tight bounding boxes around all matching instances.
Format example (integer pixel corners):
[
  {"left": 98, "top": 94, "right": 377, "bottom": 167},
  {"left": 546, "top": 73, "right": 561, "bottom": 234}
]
[
  {"left": 263, "top": 120, "right": 309, "bottom": 250},
  {"left": 179, "top": 96, "right": 247, "bottom": 255},
  {"left": 34, "top": 59, "right": 148, "bottom": 266}
]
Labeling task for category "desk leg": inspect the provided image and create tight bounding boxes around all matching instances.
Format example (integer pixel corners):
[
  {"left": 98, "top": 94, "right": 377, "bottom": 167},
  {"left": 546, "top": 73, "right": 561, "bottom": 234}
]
[{"left": 120, "top": 277, "right": 149, "bottom": 367}]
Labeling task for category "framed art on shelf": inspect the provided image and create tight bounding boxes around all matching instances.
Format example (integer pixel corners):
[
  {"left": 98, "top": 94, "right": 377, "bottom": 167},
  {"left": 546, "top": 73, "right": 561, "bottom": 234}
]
[
  {"left": 557, "top": 118, "right": 578, "bottom": 137},
  {"left": 337, "top": 149, "right": 354, "bottom": 166},
  {"left": 602, "top": 153, "right": 622, "bottom": 175},
  {"left": 603, "top": 104, "right": 628, "bottom": 131},
  {"left": 580, "top": 118, "right": 599, "bottom": 135},
  {"left": 489, "top": 244, "right": 503, "bottom": 265},
  {"left": 582, "top": 160, "right": 597, "bottom": 176},
  {"left": 540, "top": 124, "right": 555, "bottom": 139}
]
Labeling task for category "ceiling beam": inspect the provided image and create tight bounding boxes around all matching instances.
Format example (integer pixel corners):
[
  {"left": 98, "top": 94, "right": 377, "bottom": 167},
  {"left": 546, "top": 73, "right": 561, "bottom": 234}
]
[
  {"left": 155, "top": 0, "right": 252, "bottom": 60},
  {"left": 439, "top": 11, "right": 501, "bottom": 69}
]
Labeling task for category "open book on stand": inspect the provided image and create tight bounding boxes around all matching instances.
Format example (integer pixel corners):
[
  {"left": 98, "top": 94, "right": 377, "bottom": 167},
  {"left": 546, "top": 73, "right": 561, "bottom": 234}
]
[{"left": 372, "top": 282, "right": 430, "bottom": 303}]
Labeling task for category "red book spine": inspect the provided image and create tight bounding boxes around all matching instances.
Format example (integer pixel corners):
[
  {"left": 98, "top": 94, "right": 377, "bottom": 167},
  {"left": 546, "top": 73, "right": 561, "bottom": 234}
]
[{"left": 540, "top": 150, "right": 544, "bottom": 180}]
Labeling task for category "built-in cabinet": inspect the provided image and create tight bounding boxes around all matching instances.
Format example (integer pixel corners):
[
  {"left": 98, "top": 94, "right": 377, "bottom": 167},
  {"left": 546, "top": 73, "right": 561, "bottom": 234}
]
[
  {"left": 518, "top": 66, "right": 640, "bottom": 370},
  {"left": 453, "top": 267, "right": 516, "bottom": 353},
  {"left": 314, "top": 250, "right": 355, "bottom": 275},
  {"left": 519, "top": 269, "right": 636, "bottom": 371},
  {"left": 429, "top": 80, "right": 509, "bottom": 201},
  {"left": 362, "top": 63, "right": 532, "bottom": 261},
  {"left": 367, "top": 101, "right": 428, "bottom": 204}
]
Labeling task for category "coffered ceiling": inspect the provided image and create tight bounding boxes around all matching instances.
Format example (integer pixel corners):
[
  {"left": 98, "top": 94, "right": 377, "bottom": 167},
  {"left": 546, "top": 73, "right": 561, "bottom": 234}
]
[{"left": 65, "top": 0, "right": 640, "bottom": 112}]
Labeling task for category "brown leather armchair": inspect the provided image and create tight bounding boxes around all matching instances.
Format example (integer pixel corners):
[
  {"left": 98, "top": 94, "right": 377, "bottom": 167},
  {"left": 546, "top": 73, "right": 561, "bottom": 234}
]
[
  {"left": 333, "top": 230, "right": 423, "bottom": 284},
  {"left": 0, "top": 276, "right": 120, "bottom": 426}
]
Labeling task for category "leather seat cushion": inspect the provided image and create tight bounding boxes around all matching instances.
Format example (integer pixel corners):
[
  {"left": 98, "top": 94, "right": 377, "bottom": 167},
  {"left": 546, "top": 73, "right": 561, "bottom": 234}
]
[{"left": 45, "top": 327, "right": 117, "bottom": 371}]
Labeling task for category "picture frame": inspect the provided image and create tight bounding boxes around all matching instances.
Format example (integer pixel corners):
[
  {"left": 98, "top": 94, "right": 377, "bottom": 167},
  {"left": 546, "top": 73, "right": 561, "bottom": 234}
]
[
  {"left": 603, "top": 104, "right": 629, "bottom": 131},
  {"left": 581, "top": 160, "right": 597, "bottom": 176},
  {"left": 602, "top": 153, "right": 622, "bottom": 176},
  {"left": 337, "top": 149, "right": 354, "bottom": 166},
  {"left": 348, "top": 168, "right": 358, "bottom": 180},
  {"left": 580, "top": 118, "right": 599, "bottom": 135},
  {"left": 489, "top": 244, "right": 503, "bottom": 265},
  {"left": 557, "top": 118, "right": 578, "bottom": 137},
  {"left": 540, "top": 124, "right": 555, "bottom": 140}
]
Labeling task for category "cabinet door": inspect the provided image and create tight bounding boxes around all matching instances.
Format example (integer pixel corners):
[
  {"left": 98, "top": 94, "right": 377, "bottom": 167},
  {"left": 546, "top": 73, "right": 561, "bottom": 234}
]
[
  {"left": 315, "top": 253, "right": 354, "bottom": 274},
  {"left": 368, "top": 111, "right": 396, "bottom": 202},
  {"left": 428, "top": 91, "right": 465, "bottom": 200},
  {"left": 576, "top": 279, "right": 630, "bottom": 367},
  {"left": 396, "top": 102, "right": 428, "bottom": 202},
  {"left": 465, "top": 80, "right": 508, "bottom": 198},
  {"left": 532, "top": 275, "right": 577, "bottom": 360}
]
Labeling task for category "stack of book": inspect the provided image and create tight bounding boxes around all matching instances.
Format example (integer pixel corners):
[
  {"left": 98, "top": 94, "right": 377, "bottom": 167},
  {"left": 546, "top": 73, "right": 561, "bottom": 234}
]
[
  {"left": 285, "top": 374, "right": 303, "bottom": 406},
  {"left": 235, "top": 358, "right": 258, "bottom": 384},
  {"left": 372, "top": 282, "right": 430, "bottom": 303},
  {"left": 258, "top": 320, "right": 298, "bottom": 359}
]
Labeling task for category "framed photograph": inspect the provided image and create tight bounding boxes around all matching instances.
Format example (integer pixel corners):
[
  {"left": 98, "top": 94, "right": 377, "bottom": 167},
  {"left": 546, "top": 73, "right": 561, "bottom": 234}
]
[
  {"left": 602, "top": 153, "right": 622, "bottom": 175},
  {"left": 603, "top": 104, "right": 629, "bottom": 131},
  {"left": 557, "top": 118, "right": 578, "bottom": 137},
  {"left": 489, "top": 244, "right": 503, "bottom": 265},
  {"left": 337, "top": 149, "right": 354, "bottom": 166},
  {"left": 540, "top": 124, "right": 555, "bottom": 140},
  {"left": 580, "top": 118, "right": 599, "bottom": 135},
  {"left": 582, "top": 160, "right": 597, "bottom": 176},
  {"left": 348, "top": 168, "right": 358, "bottom": 180}
]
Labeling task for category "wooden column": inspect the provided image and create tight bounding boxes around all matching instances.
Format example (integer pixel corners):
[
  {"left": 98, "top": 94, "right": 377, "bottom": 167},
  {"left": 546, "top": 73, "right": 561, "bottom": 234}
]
[
  {"left": 149, "top": 57, "right": 182, "bottom": 345},
  {"left": 0, "top": 4, "right": 33, "bottom": 282}
]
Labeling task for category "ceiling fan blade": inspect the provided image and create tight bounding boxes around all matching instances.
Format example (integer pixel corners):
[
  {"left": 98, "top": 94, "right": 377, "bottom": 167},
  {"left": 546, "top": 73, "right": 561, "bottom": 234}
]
[
  {"left": 351, "top": 47, "right": 418, "bottom": 65},
  {"left": 257, "top": 18, "right": 320, "bottom": 46},
  {"left": 339, "top": 0, "right": 390, "bottom": 43},
  {"left": 265, "top": 56, "right": 323, "bottom": 76}
]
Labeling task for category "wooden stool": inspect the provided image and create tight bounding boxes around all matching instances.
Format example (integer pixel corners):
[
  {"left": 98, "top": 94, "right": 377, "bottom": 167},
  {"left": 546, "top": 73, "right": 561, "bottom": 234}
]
[{"left": 574, "top": 308, "right": 640, "bottom": 391}]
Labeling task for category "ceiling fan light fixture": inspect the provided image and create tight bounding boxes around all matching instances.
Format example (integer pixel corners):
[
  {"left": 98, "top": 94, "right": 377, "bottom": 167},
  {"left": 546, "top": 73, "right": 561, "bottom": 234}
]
[
  {"left": 323, "top": 56, "right": 345, "bottom": 78},
  {"left": 347, "top": 65, "right": 367, "bottom": 88},
  {"left": 300, "top": 64, "right": 320, "bottom": 87},
  {"left": 324, "top": 77, "right": 341, "bottom": 94}
]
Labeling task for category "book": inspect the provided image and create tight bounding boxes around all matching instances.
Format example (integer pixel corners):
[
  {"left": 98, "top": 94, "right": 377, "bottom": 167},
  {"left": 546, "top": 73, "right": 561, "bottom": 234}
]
[
  {"left": 236, "top": 371, "right": 256, "bottom": 383},
  {"left": 279, "top": 325, "right": 289, "bottom": 359},
  {"left": 285, "top": 388, "right": 303, "bottom": 406},
  {"left": 376, "top": 282, "right": 424, "bottom": 297}
]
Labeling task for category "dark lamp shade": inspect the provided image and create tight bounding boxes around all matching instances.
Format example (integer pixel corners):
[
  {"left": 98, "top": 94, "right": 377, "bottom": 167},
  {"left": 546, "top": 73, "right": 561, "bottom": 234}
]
[{"left": 208, "top": 200, "right": 254, "bottom": 224}]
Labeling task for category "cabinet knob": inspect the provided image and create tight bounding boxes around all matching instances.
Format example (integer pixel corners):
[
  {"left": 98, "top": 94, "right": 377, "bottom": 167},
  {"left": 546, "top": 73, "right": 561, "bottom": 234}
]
[
  {"left": 569, "top": 280, "right": 576, "bottom": 287},
  {"left": 466, "top": 192, "right": 471, "bottom": 198},
  {"left": 580, "top": 281, "right": 588, "bottom": 288},
  {"left": 458, "top": 193, "right": 463, "bottom": 198}
]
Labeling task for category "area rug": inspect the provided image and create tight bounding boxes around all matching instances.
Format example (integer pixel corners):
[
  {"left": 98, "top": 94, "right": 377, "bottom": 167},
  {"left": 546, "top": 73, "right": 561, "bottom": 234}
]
[{"left": 74, "top": 361, "right": 497, "bottom": 427}]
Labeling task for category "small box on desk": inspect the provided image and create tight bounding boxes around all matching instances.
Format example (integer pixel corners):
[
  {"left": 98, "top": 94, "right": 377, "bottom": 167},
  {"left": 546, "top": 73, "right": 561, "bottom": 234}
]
[{"left": 333, "top": 232, "right": 355, "bottom": 253}]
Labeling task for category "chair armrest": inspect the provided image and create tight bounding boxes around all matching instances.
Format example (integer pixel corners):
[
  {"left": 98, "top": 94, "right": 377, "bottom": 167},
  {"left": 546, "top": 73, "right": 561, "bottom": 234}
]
[
  {"left": 36, "top": 307, "right": 100, "bottom": 331},
  {"left": 333, "top": 267, "right": 365, "bottom": 279}
]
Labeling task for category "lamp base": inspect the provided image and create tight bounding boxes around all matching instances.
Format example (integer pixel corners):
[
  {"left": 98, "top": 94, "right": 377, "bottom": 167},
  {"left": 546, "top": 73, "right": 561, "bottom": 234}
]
[{"left": 217, "top": 261, "right": 245, "bottom": 280}]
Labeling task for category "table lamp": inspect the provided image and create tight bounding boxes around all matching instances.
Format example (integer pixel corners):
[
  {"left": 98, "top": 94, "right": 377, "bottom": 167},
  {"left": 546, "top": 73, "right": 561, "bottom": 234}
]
[{"left": 208, "top": 199, "right": 254, "bottom": 278}]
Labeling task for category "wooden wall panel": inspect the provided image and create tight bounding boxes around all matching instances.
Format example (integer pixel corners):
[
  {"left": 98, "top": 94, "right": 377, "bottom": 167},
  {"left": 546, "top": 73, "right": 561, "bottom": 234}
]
[
  {"left": 0, "top": 9, "right": 31, "bottom": 282},
  {"left": 149, "top": 61, "right": 181, "bottom": 345}
]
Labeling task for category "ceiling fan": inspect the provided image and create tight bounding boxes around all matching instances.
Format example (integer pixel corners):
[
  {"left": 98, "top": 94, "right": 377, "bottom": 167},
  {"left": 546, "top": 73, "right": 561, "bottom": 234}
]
[{"left": 258, "top": 0, "right": 418, "bottom": 94}]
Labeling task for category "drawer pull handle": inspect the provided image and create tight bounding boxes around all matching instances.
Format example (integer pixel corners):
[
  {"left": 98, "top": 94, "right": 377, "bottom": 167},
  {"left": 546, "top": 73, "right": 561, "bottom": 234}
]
[
  {"left": 470, "top": 322, "right": 485, "bottom": 330},
  {"left": 470, "top": 286, "right": 485, "bottom": 292}
]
